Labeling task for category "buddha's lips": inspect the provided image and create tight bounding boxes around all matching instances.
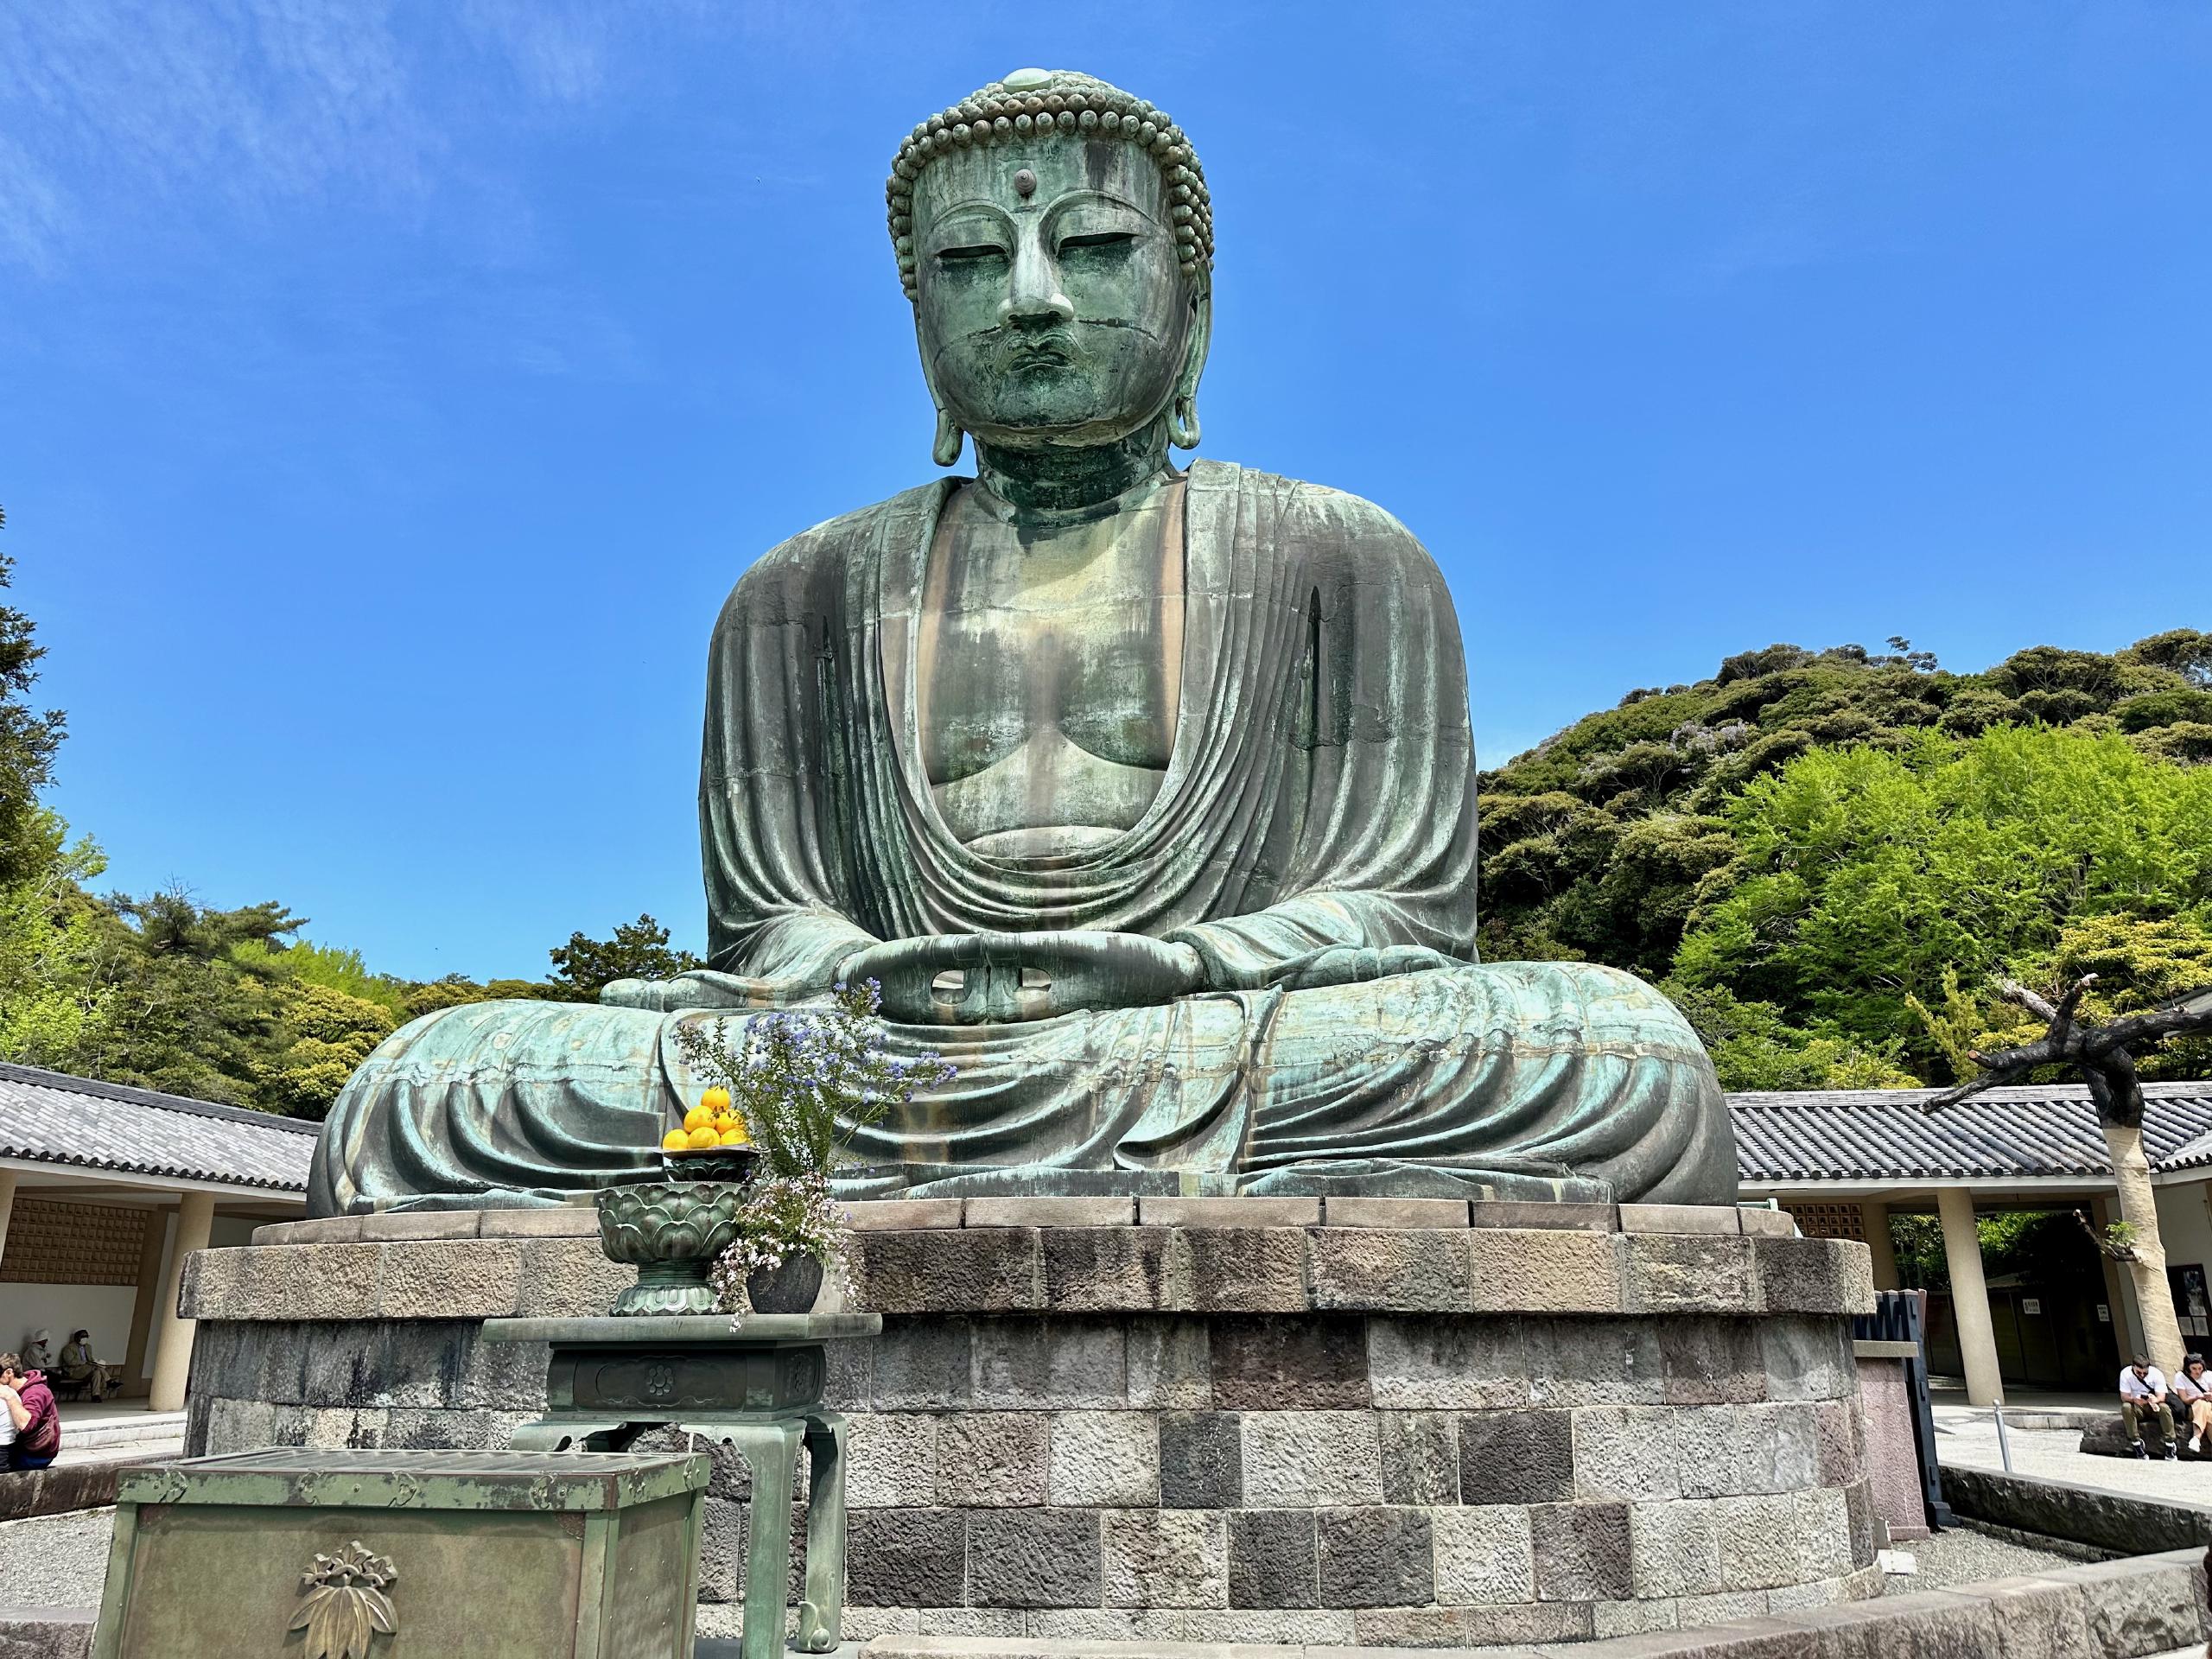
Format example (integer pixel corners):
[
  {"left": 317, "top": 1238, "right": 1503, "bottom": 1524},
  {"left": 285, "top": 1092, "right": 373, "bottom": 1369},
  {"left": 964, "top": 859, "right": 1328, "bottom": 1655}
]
[{"left": 995, "top": 333, "right": 1076, "bottom": 372}]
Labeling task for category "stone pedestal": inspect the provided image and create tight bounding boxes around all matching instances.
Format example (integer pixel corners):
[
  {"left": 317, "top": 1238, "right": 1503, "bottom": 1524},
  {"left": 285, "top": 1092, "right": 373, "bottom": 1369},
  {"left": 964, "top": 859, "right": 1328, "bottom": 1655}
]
[{"left": 181, "top": 1198, "right": 1880, "bottom": 1648}]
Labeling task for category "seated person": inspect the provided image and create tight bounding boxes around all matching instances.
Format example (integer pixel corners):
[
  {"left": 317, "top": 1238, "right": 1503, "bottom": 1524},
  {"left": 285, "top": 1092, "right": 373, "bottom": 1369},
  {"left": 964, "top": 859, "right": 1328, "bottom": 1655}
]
[
  {"left": 2120, "top": 1354, "right": 2177, "bottom": 1459},
  {"left": 0, "top": 1352, "right": 60, "bottom": 1471},
  {"left": 2173, "top": 1353, "right": 2212, "bottom": 1455},
  {"left": 55, "top": 1330, "right": 118, "bottom": 1402}
]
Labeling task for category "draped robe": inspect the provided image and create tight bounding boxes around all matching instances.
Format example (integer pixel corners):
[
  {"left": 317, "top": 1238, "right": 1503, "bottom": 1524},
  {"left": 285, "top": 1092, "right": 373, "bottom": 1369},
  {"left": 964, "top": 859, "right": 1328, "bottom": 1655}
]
[{"left": 308, "top": 460, "right": 1736, "bottom": 1215}]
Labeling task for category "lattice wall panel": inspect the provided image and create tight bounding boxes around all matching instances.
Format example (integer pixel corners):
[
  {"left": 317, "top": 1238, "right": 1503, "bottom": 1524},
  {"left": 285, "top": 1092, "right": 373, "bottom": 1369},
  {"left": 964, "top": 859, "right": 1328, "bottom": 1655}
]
[
  {"left": 1783, "top": 1201, "right": 1868, "bottom": 1243},
  {"left": 0, "top": 1199, "right": 150, "bottom": 1285}
]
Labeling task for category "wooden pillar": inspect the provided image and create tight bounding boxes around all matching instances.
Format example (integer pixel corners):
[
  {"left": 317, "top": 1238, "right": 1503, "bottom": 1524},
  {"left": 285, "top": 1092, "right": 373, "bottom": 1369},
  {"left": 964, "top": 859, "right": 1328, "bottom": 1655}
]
[
  {"left": 124, "top": 1205, "right": 175, "bottom": 1393},
  {"left": 147, "top": 1193, "right": 213, "bottom": 1414},
  {"left": 1938, "top": 1188, "right": 2004, "bottom": 1406},
  {"left": 1859, "top": 1199, "right": 1901, "bottom": 1292}
]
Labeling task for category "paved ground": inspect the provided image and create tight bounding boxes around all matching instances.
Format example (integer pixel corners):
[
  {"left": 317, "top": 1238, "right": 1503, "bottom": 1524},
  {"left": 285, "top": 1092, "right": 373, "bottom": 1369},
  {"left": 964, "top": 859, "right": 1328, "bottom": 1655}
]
[
  {"left": 1936, "top": 1404, "right": 2212, "bottom": 1504},
  {"left": 0, "top": 1507, "right": 113, "bottom": 1608}
]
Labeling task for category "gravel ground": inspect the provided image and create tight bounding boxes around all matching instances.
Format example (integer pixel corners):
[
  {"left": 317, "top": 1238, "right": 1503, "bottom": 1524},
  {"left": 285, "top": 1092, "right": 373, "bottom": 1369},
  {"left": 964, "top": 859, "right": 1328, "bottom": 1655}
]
[
  {"left": 1937, "top": 1411, "right": 2212, "bottom": 1504},
  {"left": 1887, "top": 1520, "right": 2104, "bottom": 1591},
  {"left": 0, "top": 1507, "right": 113, "bottom": 1608}
]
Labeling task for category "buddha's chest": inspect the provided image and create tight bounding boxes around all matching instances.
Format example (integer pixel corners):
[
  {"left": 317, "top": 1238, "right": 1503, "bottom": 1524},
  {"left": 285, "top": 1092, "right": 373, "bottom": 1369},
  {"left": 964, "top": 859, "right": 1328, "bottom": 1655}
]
[{"left": 915, "top": 480, "right": 1186, "bottom": 849}]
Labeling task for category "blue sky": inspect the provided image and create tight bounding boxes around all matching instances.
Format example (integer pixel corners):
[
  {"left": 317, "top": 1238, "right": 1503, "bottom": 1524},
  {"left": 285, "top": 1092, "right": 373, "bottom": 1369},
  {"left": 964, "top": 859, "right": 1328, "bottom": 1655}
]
[{"left": 6, "top": 3, "right": 2209, "bottom": 981}]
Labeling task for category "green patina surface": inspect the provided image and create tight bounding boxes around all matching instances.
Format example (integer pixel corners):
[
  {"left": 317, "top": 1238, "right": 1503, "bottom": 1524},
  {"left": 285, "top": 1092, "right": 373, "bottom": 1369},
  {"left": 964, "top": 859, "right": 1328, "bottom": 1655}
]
[
  {"left": 115, "top": 1446, "right": 712, "bottom": 1511},
  {"left": 94, "top": 1450, "right": 708, "bottom": 1659},
  {"left": 308, "top": 67, "right": 1738, "bottom": 1219},
  {"left": 480, "top": 1315, "right": 867, "bottom": 1659}
]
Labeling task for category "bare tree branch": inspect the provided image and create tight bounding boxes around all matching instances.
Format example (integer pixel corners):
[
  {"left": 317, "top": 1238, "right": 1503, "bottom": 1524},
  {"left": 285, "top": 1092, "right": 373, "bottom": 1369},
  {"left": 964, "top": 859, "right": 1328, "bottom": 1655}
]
[
  {"left": 2085, "top": 986, "right": 2212, "bottom": 1058},
  {"left": 1923, "top": 1042, "right": 2050, "bottom": 1110},
  {"left": 1999, "top": 977, "right": 2062, "bottom": 1025}
]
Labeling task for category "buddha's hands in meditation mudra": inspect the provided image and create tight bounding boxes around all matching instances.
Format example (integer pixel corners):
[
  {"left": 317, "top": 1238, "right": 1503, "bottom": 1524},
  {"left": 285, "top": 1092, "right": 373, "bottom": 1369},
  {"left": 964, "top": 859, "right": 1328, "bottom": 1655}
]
[{"left": 840, "top": 931, "right": 1203, "bottom": 1024}]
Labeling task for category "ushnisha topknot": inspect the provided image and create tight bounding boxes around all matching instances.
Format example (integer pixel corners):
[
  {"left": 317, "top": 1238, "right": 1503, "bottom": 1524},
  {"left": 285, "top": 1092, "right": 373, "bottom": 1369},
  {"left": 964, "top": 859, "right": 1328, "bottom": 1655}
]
[{"left": 887, "top": 67, "right": 1213, "bottom": 303}]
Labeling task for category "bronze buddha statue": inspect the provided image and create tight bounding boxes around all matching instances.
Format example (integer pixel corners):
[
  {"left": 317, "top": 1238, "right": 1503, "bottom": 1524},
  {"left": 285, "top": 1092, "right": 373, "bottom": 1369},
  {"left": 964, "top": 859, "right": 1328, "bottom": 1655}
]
[{"left": 309, "top": 69, "right": 1736, "bottom": 1215}]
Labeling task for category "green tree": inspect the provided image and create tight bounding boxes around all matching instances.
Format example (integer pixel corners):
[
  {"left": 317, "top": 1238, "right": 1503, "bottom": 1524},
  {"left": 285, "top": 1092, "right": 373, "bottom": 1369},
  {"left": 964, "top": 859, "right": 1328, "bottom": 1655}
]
[
  {"left": 76, "top": 887, "right": 304, "bottom": 1107},
  {"left": 0, "top": 812, "right": 112, "bottom": 1068},
  {"left": 259, "top": 980, "right": 397, "bottom": 1120},
  {"left": 547, "top": 913, "right": 700, "bottom": 1001},
  {"left": 0, "top": 512, "right": 68, "bottom": 887},
  {"left": 1671, "top": 727, "right": 2212, "bottom": 1076}
]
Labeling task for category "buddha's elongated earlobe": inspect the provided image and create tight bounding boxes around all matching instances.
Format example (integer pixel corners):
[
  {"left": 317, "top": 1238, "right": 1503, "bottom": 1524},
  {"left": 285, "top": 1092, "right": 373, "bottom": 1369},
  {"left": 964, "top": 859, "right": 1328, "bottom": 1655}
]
[
  {"left": 1168, "top": 394, "right": 1200, "bottom": 450},
  {"left": 1167, "top": 288, "right": 1211, "bottom": 452},
  {"left": 932, "top": 408, "right": 965, "bottom": 467}
]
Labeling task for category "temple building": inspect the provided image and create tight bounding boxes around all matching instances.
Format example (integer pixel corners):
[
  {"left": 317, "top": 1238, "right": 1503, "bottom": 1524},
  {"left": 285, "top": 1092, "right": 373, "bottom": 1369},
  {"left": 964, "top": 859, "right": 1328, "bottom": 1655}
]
[
  {"left": 0, "top": 1064, "right": 311, "bottom": 1416},
  {"left": 1738, "top": 1080, "right": 2212, "bottom": 1404}
]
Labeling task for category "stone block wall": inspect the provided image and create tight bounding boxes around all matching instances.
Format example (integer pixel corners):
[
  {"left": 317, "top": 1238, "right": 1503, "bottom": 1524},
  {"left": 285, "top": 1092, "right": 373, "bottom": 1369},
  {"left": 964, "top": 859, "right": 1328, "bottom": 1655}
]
[{"left": 183, "top": 1200, "right": 1879, "bottom": 1647}]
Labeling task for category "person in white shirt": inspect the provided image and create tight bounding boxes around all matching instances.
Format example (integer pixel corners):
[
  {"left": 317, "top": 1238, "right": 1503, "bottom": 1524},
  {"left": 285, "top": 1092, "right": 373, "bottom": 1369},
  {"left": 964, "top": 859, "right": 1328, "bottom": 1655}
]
[
  {"left": 2171, "top": 1353, "right": 2212, "bottom": 1455},
  {"left": 2120, "top": 1355, "right": 2177, "bottom": 1459}
]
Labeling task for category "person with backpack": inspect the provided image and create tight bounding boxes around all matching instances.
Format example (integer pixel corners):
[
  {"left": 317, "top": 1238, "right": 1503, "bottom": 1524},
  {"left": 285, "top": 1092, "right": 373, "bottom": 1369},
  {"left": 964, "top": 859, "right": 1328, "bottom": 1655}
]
[{"left": 0, "top": 1351, "right": 60, "bottom": 1471}]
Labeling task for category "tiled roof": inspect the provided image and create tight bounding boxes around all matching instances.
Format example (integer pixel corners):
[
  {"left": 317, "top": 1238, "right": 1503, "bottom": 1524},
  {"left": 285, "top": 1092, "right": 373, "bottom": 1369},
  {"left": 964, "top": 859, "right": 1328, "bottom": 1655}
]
[
  {"left": 1729, "top": 1080, "right": 2212, "bottom": 1184},
  {"left": 0, "top": 1063, "right": 316, "bottom": 1195}
]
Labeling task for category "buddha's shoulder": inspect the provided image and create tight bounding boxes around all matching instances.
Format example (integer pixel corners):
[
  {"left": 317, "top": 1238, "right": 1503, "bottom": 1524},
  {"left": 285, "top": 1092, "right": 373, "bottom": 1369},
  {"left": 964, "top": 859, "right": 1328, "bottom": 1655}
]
[
  {"left": 717, "top": 482, "right": 949, "bottom": 621},
  {"left": 1199, "top": 459, "right": 1443, "bottom": 586}
]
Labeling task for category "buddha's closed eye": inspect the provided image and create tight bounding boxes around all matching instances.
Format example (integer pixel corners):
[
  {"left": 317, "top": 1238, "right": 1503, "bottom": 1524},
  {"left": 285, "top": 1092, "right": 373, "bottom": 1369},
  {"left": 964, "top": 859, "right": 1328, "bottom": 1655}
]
[{"left": 1058, "top": 231, "right": 1137, "bottom": 255}]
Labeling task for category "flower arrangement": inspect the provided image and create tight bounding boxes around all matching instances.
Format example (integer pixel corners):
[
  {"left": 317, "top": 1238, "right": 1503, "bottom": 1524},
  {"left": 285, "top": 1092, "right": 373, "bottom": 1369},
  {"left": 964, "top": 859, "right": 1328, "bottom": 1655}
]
[{"left": 673, "top": 979, "right": 954, "bottom": 1308}]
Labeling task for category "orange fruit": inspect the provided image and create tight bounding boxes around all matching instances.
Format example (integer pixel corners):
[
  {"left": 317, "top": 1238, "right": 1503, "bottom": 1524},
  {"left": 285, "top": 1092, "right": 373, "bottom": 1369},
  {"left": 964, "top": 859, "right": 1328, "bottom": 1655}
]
[
  {"left": 660, "top": 1129, "right": 690, "bottom": 1153},
  {"left": 685, "top": 1124, "right": 720, "bottom": 1151},
  {"left": 718, "top": 1128, "right": 747, "bottom": 1147},
  {"left": 683, "top": 1104, "right": 714, "bottom": 1133},
  {"left": 701, "top": 1085, "right": 733, "bottom": 1115}
]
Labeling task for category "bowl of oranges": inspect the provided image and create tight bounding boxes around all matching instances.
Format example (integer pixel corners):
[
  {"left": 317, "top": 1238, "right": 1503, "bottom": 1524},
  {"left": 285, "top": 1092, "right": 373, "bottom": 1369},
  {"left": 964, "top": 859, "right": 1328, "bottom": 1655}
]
[
  {"left": 660, "top": 1084, "right": 756, "bottom": 1176},
  {"left": 592, "top": 1087, "right": 761, "bottom": 1314}
]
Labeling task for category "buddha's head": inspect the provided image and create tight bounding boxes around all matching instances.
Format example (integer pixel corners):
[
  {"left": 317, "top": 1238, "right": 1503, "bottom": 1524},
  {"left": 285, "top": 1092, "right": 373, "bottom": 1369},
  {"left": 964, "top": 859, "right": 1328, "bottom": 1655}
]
[{"left": 887, "top": 69, "right": 1212, "bottom": 466}]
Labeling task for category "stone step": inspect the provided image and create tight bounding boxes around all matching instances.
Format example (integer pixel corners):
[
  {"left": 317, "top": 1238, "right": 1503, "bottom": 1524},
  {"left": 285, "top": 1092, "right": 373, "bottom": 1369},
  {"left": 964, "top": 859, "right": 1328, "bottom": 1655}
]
[{"left": 64, "top": 1412, "right": 187, "bottom": 1452}]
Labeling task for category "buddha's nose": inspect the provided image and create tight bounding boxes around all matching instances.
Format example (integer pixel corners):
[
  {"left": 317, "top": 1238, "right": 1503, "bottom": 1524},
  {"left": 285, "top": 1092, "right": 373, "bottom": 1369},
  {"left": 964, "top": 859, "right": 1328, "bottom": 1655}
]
[{"left": 1000, "top": 238, "right": 1074, "bottom": 329}]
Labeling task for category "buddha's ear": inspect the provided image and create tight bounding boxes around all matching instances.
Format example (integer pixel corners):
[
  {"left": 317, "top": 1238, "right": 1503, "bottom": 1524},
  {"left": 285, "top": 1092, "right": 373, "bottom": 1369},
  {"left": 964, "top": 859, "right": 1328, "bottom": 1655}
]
[
  {"left": 931, "top": 407, "right": 965, "bottom": 468},
  {"left": 913, "top": 313, "right": 966, "bottom": 468},
  {"left": 1168, "top": 286, "right": 1211, "bottom": 451}
]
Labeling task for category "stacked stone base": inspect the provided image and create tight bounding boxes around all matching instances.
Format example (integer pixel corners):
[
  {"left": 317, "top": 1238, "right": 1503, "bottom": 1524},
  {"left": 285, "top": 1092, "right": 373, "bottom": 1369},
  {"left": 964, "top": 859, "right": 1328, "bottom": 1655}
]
[{"left": 184, "top": 1198, "right": 1879, "bottom": 1647}]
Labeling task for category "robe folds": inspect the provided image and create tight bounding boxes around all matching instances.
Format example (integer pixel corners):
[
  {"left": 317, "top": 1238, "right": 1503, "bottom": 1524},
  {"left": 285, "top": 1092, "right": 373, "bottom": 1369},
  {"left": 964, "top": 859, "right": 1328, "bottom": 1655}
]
[{"left": 308, "top": 460, "right": 1737, "bottom": 1216}]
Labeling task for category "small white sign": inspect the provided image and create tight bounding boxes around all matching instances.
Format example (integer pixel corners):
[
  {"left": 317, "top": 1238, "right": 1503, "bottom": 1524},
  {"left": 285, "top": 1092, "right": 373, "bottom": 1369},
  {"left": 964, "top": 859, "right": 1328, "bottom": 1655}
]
[
  {"left": 2022, "top": 1298, "right": 2042, "bottom": 1315},
  {"left": 2098, "top": 1303, "right": 2113, "bottom": 1323}
]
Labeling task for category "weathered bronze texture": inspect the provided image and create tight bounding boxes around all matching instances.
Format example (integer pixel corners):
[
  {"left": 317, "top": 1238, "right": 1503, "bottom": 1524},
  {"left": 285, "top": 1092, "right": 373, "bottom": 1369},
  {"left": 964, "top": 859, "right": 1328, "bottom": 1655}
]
[
  {"left": 485, "top": 1313, "right": 880, "bottom": 1659},
  {"left": 91, "top": 1448, "right": 708, "bottom": 1659},
  {"left": 594, "top": 1172, "right": 750, "bottom": 1317},
  {"left": 308, "top": 67, "right": 1738, "bottom": 1219}
]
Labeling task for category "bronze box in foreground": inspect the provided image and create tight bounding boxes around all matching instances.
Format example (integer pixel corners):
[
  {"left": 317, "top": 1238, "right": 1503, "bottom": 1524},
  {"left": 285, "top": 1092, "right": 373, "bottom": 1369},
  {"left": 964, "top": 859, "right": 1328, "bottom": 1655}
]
[{"left": 92, "top": 1447, "right": 709, "bottom": 1659}]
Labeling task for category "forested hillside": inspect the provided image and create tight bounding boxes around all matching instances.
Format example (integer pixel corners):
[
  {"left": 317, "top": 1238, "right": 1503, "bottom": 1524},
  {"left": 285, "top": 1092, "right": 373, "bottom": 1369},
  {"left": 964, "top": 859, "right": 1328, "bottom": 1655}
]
[{"left": 1478, "top": 634, "right": 2212, "bottom": 1089}]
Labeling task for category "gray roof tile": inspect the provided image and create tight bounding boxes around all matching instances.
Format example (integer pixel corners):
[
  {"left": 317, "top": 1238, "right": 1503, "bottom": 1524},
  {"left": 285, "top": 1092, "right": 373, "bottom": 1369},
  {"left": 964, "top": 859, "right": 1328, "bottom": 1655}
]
[
  {"left": 1728, "top": 1080, "right": 2212, "bottom": 1183},
  {"left": 0, "top": 1063, "right": 315, "bottom": 1194}
]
